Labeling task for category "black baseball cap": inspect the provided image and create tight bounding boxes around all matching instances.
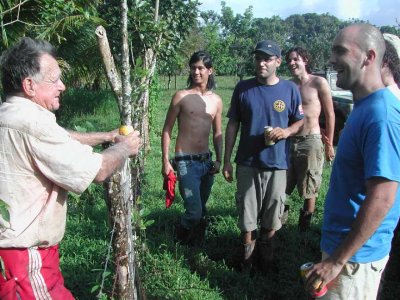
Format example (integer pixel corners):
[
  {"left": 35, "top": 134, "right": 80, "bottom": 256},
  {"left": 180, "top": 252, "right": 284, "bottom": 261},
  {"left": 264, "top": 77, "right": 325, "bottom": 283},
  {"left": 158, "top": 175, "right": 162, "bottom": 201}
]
[{"left": 253, "top": 40, "right": 281, "bottom": 57}]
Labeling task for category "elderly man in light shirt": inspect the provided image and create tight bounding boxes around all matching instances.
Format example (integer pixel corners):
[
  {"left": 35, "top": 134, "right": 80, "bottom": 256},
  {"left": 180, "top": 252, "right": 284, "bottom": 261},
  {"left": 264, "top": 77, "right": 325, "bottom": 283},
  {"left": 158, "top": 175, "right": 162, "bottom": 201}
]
[{"left": 0, "top": 37, "right": 141, "bottom": 299}]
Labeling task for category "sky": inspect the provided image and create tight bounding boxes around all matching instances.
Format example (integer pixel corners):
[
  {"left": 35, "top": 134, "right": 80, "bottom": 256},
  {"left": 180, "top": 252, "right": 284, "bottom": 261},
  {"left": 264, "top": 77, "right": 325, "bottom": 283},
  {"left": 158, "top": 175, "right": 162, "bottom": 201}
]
[{"left": 198, "top": 0, "right": 399, "bottom": 27}]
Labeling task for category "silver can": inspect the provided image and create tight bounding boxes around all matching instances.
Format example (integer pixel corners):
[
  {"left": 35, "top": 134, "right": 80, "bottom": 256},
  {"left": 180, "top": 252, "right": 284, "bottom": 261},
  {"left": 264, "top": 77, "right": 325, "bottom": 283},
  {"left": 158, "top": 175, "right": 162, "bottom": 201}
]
[{"left": 264, "top": 126, "right": 275, "bottom": 146}]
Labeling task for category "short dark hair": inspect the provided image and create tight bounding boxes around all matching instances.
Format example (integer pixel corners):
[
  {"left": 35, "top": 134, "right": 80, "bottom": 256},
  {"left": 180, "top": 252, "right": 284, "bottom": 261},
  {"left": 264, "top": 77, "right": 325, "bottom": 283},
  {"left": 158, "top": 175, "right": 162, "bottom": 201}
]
[
  {"left": 0, "top": 37, "right": 57, "bottom": 96},
  {"left": 285, "top": 47, "right": 313, "bottom": 74},
  {"left": 187, "top": 50, "right": 216, "bottom": 90},
  {"left": 383, "top": 40, "right": 400, "bottom": 85}
]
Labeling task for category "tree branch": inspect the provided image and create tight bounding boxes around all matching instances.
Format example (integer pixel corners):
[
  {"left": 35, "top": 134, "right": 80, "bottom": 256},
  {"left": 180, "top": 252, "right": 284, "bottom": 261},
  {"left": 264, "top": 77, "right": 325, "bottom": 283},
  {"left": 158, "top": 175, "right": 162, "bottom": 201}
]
[
  {"left": 0, "top": 0, "right": 29, "bottom": 16},
  {"left": 95, "top": 25, "right": 123, "bottom": 114}
]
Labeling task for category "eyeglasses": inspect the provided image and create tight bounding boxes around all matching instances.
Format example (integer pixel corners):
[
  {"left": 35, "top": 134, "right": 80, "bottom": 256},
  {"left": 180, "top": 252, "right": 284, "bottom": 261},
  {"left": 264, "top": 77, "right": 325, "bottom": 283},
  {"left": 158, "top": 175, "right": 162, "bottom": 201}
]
[
  {"left": 32, "top": 75, "right": 63, "bottom": 86},
  {"left": 42, "top": 77, "right": 62, "bottom": 85},
  {"left": 254, "top": 55, "right": 277, "bottom": 63}
]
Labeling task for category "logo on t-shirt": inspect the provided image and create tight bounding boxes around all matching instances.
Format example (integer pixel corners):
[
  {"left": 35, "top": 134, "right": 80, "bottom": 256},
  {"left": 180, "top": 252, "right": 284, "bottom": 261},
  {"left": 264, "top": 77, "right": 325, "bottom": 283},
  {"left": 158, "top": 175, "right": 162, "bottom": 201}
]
[{"left": 273, "top": 100, "right": 286, "bottom": 112}]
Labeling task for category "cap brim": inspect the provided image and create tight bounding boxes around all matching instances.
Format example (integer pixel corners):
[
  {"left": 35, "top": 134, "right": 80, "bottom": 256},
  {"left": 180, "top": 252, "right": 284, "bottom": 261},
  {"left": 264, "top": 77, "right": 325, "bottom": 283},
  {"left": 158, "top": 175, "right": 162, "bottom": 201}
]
[{"left": 252, "top": 49, "right": 279, "bottom": 57}]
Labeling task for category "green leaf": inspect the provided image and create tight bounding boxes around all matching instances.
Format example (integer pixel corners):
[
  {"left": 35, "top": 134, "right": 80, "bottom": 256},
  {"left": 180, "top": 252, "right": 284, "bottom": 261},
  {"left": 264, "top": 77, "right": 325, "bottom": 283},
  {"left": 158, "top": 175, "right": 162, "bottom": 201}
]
[
  {"left": 0, "top": 200, "right": 10, "bottom": 223},
  {"left": 143, "top": 219, "right": 155, "bottom": 227},
  {"left": 73, "top": 125, "right": 87, "bottom": 132},
  {"left": 90, "top": 285, "right": 100, "bottom": 293},
  {"left": 103, "top": 270, "right": 112, "bottom": 278}
]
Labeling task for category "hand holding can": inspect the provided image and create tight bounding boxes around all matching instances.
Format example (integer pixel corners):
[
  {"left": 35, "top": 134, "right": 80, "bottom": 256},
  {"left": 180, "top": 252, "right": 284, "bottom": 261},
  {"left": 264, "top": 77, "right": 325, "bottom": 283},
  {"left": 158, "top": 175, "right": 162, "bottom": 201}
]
[
  {"left": 300, "top": 262, "right": 328, "bottom": 298},
  {"left": 264, "top": 126, "right": 275, "bottom": 146}
]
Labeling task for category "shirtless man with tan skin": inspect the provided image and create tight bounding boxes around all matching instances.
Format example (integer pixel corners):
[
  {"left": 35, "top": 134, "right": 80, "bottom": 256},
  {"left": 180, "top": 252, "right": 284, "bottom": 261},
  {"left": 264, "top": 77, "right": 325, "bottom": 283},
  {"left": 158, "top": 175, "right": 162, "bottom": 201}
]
[
  {"left": 285, "top": 47, "right": 335, "bottom": 231},
  {"left": 162, "top": 50, "right": 223, "bottom": 245}
]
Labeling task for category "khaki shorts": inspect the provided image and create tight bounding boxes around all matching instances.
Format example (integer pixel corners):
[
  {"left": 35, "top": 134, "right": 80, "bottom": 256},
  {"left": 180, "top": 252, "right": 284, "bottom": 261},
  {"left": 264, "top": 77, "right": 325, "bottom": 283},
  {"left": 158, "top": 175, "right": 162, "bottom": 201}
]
[
  {"left": 320, "top": 252, "right": 389, "bottom": 300},
  {"left": 235, "top": 165, "right": 286, "bottom": 232},
  {"left": 286, "top": 135, "right": 324, "bottom": 198}
]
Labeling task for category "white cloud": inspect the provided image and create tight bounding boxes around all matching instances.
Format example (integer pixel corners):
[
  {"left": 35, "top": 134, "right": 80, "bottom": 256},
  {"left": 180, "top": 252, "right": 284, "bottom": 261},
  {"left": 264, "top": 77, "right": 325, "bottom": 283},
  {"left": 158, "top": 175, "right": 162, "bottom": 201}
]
[
  {"left": 302, "top": 0, "right": 322, "bottom": 8},
  {"left": 336, "top": 0, "right": 362, "bottom": 21},
  {"left": 198, "top": 0, "right": 399, "bottom": 27}
]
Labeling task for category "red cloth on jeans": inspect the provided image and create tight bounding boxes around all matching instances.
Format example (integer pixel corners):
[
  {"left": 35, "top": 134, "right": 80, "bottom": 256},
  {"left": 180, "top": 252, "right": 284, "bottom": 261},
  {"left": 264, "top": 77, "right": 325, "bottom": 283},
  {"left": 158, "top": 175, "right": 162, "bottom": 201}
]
[
  {"left": 163, "top": 171, "right": 177, "bottom": 208},
  {"left": 0, "top": 245, "right": 75, "bottom": 299}
]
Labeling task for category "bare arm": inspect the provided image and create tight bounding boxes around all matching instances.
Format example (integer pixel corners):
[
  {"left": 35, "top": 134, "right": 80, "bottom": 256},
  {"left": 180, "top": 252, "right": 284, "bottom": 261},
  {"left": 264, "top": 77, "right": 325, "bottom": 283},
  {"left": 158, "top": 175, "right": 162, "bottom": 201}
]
[
  {"left": 68, "top": 129, "right": 119, "bottom": 146},
  {"left": 318, "top": 78, "right": 336, "bottom": 161},
  {"left": 223, "top": 118, "right": 240, "bottom": 182},
  {"left": 94, "top": 131, "right": 141, "bottom": 182},
  {"left": 306, "top": 177, "right": 398, "bottom": 291},
  {"left": 211, "top": 96, "right": 223, "bottom": 173},
  {"left": 161, "top": 92, "right": 181, "bottom": 177}
]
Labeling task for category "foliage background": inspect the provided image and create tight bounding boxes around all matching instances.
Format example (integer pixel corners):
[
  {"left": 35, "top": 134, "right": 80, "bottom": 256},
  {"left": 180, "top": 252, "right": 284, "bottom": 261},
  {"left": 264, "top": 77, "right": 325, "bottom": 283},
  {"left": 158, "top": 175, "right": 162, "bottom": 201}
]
[{"left": 1, "top": 0, "right": 399, "bottom": 92}]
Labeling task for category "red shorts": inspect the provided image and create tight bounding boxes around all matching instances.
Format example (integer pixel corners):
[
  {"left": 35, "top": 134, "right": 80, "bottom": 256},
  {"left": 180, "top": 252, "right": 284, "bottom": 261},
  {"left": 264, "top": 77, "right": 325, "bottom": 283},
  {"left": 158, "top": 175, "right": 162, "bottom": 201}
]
[{"left": 0, "top": 245, "right": 74, "bottom": 300}]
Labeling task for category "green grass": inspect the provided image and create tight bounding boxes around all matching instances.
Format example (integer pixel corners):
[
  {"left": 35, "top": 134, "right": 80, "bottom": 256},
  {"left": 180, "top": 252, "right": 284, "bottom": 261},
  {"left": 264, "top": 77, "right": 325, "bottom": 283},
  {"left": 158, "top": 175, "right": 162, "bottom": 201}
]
[{"left": 59, "top": 76, "right": 400, "bottom": 300}]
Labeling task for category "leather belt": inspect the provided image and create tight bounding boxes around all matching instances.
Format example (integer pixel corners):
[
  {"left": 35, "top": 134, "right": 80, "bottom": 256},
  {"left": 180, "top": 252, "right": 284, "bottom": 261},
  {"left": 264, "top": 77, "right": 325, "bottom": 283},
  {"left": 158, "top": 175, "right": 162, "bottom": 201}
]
[
  {"left": 291, "top": 134, "right": 322, "bottom": 142},
  {"left": 174, "top": 152, "right": 212, "bottom": 162}
]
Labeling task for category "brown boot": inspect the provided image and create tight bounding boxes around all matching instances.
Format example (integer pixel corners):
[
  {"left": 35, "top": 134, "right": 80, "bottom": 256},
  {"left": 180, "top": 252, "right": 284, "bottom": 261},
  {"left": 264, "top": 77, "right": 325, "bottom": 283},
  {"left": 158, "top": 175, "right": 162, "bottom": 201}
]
[
  {"left": 175, "top": 223, "right": 192, "bottom": 245},
  {"left": 241, "top": 240, "right": 256, "bottom": 272},
  {"left": 257, "top": 238, "right": 274, "bottom": 275},
  {"left": 299, "top": 209, "right": 313, "bottom": 232},
  {"left": 191, "top": 218, "right": 208, "bottom": 246}
]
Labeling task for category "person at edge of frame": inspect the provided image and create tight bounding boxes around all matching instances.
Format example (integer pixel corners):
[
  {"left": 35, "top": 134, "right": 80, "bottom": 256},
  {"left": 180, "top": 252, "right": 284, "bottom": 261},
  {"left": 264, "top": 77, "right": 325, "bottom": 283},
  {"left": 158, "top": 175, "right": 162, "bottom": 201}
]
[
  {"left": 161, "top": 50, "right": 223, "bottom": 246},
  {"left": 305, "top": 24, "right": 400, "bottom": 300},
  {"left": 376, "top": 32, "right": 400, "bottom": 300},
  {"left": 222, "top": 39, "right": 304, "bottom": 274},
  {"left": 381, "top": 33, "right": 400, "bottom": 97},
  {"left": 0, "top": 37, "right": 141, "bottom": 299}
]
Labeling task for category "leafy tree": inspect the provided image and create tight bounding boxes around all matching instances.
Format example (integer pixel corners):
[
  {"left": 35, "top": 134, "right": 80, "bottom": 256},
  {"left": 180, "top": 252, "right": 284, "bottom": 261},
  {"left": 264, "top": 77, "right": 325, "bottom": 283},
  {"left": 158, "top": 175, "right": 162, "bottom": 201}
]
[
  {"left": 249, "top": 16, "right": 289, "bottom": 76},
  {"left": 199, "top": 2, "right": 254, "bottom": 78},
  {"left": 199, "top": 18, "right": 236, "bottom": 76},
  {"left": 380, "top": 25, "right": 400, "bottom": 35},
  {"left": 284, "top": 13, "right": 344, "bottom": 71},
  {"left": 0, "top": 0, "right": 106, "bottom": 88}
]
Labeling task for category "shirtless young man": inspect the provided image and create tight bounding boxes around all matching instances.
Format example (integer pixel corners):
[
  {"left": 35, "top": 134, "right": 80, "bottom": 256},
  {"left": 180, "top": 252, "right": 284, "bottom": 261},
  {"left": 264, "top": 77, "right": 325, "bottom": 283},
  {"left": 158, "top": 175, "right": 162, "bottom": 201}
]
[
  {"left": 285, "top": 47, "right": 335, "bottom": 231},
  {"left": 162, "top": 51, "right": 223, "bottom": 245}
]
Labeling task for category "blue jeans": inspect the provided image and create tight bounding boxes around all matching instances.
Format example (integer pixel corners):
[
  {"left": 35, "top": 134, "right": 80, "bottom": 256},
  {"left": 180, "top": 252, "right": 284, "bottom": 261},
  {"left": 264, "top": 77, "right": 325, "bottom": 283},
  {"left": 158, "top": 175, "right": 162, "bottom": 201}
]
[{"left": 175, "top": 153, "right": 214, "bottom": 229}]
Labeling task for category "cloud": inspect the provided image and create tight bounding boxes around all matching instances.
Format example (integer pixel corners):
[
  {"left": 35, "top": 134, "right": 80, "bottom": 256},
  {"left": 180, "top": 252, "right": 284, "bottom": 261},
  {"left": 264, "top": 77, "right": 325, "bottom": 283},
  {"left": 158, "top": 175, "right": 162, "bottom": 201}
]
[
  {"left": 302, "top": 0, "right": 322, "bottom": 8},
  {"left": 336, "top": 0, "right": 362, "bottom": 20},
  {"left": 199, "top": 0, "right": 399, "bottom": 27}
]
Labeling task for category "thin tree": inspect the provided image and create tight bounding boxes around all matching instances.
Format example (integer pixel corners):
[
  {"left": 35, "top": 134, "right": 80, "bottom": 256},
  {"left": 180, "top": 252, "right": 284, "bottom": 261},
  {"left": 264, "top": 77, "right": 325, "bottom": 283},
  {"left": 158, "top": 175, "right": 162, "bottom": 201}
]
[{"left": 95, "top": 0, "right": 147, "bottom": 298}]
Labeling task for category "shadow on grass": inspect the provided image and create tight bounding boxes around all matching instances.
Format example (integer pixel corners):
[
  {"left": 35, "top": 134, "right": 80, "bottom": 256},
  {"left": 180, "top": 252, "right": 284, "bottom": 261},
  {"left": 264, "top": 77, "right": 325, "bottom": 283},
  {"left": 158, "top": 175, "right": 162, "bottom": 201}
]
[{"left": 143, "top": 198, "right": 323, "bottom": 300}]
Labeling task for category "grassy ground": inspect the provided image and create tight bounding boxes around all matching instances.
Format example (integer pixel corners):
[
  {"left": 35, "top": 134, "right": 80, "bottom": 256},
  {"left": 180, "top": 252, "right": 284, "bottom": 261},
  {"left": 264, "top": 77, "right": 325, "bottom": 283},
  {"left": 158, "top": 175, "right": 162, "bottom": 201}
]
[{"left": 59, "top": 76, "right": 400, "bottom": 299}]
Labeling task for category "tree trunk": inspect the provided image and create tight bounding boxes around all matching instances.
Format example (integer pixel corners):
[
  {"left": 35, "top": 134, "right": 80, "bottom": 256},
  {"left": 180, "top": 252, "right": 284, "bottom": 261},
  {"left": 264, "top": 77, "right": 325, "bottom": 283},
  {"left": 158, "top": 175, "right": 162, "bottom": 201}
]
[
  {"left": 175, "top": 74, "right": 177, "bottom": 90},
  {"left": 95, "top": 0, "right": 140, "bottom": 298},
  {"left": 167, "top": 73, "right": 171, "bottom": 89},
  {"left": 95, "top": 0, "right": 161, "bottom": 296},
  {"left": 103, "top": 163, "right": 136, "bottom": 299},
  {"left": 133, "top": 47, "right": 157, "bottom": 153}
]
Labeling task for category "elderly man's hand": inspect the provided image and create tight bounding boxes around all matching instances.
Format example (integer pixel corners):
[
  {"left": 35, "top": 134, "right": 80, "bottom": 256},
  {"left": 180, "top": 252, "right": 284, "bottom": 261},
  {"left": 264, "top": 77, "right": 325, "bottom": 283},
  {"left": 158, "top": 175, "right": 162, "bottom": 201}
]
[{"left": 115, "top": 130, "right": 141, "bottom": 157}]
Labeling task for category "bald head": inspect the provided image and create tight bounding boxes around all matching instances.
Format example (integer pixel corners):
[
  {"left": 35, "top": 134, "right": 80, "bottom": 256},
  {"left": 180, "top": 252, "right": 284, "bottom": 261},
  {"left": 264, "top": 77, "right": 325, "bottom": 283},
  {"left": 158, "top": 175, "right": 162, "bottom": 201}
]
[
  {"left": 331, "top": 24, "right": 386, "bottom": 99},
  {"left": 337, "top": 24, "right": 386, "bottom": 65}
]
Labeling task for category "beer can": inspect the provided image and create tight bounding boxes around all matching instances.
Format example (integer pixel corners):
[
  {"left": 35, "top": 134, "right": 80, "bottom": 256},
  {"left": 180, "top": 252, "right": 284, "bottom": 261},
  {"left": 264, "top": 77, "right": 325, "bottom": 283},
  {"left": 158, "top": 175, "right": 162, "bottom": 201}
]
[
  {"left": 300, "top": 262, "right": 314, "bottom": 282},
  {"left": 264, "top": 126, "right": 275, "bottom": 146},
  {"left": 300, "top": 262, "right": 328, "bottom": 298}
]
